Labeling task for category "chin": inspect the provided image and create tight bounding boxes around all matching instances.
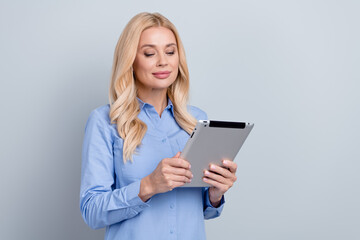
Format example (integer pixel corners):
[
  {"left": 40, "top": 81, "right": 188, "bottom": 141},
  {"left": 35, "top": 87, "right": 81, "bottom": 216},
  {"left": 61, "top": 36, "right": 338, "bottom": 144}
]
[
  {"left": 151, "top": 78, "right": 176, "bottom": 89},
  {"left": 152, "top": 83, "right": 174, "bottom": 90}
]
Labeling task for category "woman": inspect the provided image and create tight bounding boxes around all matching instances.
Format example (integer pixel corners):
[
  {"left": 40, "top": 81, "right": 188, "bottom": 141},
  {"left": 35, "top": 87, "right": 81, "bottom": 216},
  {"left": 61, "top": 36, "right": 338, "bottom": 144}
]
[{"left": 80, "top": 12, "right": 238, "bottom": 240}]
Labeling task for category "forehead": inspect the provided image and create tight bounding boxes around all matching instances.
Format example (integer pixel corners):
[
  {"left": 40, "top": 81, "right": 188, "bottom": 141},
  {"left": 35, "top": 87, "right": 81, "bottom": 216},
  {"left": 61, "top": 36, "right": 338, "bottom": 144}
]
[{"left": 138, "top": 27, "right": 177, "bottom": 47}]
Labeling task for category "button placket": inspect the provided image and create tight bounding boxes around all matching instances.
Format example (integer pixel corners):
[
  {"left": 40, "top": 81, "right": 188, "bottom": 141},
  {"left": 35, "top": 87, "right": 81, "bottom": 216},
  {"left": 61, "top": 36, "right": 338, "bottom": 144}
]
[
  {"left": 145, "top": 106, "right": 161, "bottom": 128},
  {"left": 168, "top": 190, "right": 177, "bottom": 239}
]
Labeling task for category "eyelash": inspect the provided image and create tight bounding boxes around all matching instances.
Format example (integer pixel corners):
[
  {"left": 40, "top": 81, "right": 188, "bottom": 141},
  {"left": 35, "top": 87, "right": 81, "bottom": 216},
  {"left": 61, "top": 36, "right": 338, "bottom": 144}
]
[{"left": 144, "top": 52, "right": 175, "bottom": 57}]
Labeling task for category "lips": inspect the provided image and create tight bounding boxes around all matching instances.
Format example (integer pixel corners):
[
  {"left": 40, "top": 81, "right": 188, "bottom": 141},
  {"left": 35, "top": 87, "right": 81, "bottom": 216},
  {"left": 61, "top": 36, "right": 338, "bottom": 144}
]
[{"left": 152, "top": 71, "right": 171, "bottom": 79}]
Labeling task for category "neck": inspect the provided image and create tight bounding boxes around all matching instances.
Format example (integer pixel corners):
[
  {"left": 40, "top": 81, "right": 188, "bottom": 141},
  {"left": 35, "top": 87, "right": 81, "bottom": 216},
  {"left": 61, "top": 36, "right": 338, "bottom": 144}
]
[{"left": 136, "top": 87, "right": 168, "bottom": 117}]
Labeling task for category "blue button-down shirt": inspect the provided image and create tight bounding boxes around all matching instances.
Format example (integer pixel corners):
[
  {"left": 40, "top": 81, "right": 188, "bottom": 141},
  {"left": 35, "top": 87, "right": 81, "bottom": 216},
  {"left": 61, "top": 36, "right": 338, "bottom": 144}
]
[{"left": 80, "top": 97, "right": 225, "bottom": 240}]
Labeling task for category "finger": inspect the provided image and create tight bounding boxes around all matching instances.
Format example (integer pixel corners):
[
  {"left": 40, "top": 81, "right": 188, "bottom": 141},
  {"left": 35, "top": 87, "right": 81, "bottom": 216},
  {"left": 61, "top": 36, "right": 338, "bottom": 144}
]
[
  {"left": 202, "top": 177, "right": 228, "bottom": 192},
  {"left": 167, "top": 180, "right": 186, "bottom": 191},
  {"left": 203, "top": 170, "right": 230, "bottom": 185},
  {"left": 165, "top": 166, "right": 193, "bottom": 179},
  {"left": 208, "top": 164, "right": 233, "bottom": 179},
  {"left": 170, "top": 174, "right": 192, "bottom": 183},
  {"left": 167, "top": 157, "right": 191, "bottom": 169},
  {"left": 222, "top": 159, "right": 237, "bottom": 173},
  {"left": 173, "top": 151, "right": 181, "bottom": 158}
]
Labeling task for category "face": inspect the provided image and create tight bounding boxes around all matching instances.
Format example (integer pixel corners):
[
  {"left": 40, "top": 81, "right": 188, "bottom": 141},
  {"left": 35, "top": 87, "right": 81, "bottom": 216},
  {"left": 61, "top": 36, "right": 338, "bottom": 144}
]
[{"left": 133, "top": 26, "right": 179, "bottom": 92}]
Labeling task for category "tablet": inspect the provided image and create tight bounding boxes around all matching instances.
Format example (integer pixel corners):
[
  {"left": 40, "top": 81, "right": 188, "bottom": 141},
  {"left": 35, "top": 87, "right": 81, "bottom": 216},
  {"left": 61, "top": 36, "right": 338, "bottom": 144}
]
[{"left": 179, "top": 120, "right": 254, "bottom": 187}]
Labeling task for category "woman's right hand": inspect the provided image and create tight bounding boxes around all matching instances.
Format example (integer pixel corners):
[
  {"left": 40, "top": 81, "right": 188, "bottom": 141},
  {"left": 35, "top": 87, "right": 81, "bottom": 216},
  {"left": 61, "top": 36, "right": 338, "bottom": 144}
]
[{"left": 138, "top": 152, "right": 193, "bottom": 202}]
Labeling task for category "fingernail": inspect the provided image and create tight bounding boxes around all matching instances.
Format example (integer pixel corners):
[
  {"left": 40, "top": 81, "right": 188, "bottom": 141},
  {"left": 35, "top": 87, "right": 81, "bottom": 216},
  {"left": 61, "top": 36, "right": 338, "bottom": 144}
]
[
  {"left": 204, "top": 170, "right": 210, "bottom": 176},
  {"left": 191, "top": 174, "right": 194, "bottom": 178},
  {"left": 210, "top": 165, "right": 216, "bottom": 170},
  {"left": 189, "top": 164, "right": 191, "bottom": 169},
  {"left": 203, "top": 177, "right": 208, "bottom": 182},
  {"left": 223, "top": 160, "right": 229, "bottom": 164}
]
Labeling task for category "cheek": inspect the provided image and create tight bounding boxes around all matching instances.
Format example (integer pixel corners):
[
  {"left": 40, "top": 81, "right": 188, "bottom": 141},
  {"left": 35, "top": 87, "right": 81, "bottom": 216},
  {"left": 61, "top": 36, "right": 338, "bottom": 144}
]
[
  {"left": 170, "top": 58, "right": 179, "bottom": 78},
  {"left": 134, "top": 58, "right": 155, "bottom": 76},
  {"left": 170, "top": 57, "right": 179, "bottom": 69}
]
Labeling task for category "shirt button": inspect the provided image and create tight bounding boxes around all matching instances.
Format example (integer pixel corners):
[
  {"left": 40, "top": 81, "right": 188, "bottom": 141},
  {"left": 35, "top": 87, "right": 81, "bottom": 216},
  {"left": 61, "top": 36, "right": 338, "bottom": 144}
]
[
  {"left": 170, "top": 204, "right": 174, "bottom": 209},
  {"left": 170, "top": 229, "right": 174, "bottom": 234},
  {"left": 162, "top": 138, "right": 167, "bottom": 143}
]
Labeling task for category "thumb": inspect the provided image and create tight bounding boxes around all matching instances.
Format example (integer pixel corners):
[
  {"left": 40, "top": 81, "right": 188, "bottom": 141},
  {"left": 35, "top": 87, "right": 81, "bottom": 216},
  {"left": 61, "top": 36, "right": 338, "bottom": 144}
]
[{"left": 174, "top": 151, "right": 181, "bottom": 158}]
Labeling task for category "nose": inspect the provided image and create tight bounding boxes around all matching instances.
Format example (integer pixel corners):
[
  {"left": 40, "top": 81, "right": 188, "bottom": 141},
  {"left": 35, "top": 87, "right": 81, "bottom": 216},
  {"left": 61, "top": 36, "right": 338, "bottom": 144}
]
[{"left": 156, "top": 53, "right": 168, "bottom": 67}]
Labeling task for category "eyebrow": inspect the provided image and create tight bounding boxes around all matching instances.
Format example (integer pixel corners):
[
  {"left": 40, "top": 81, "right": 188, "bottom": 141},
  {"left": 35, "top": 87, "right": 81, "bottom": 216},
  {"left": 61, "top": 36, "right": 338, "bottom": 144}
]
[{"left": 140, "top": 43, "right": 177, "bottom": 49}]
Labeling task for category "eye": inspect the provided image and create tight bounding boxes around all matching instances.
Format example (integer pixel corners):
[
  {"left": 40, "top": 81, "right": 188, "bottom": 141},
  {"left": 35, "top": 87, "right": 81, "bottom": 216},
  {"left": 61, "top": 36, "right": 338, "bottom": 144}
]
[
  {"left": 144, "top": 53, "right": 155, "bottom": 57},
  {"left": 166, "top": 51, "right": 175, "bottom": 55}
]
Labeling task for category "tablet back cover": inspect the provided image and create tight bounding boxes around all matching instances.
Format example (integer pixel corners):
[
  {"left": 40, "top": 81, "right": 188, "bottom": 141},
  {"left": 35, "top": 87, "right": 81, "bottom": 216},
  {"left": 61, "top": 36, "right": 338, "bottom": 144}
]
[{"left": 180, "top": 120, "right": 254, "bottom": 187}]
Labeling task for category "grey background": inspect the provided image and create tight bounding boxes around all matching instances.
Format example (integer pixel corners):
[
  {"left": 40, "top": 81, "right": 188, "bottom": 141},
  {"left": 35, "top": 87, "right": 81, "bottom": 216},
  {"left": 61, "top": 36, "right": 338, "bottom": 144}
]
[{"left": 0, "top": 0, "right": 359, "bottom": 239}]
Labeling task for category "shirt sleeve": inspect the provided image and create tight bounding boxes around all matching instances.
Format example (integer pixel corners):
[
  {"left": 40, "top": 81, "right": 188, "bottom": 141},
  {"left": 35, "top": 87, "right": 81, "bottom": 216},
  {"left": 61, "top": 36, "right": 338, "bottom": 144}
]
[
  {"left": 202, "top": 187, "right": 225, "bottom": 219},
  {"left": 79, "top": 109, "right": 151, "bottom": 230}
]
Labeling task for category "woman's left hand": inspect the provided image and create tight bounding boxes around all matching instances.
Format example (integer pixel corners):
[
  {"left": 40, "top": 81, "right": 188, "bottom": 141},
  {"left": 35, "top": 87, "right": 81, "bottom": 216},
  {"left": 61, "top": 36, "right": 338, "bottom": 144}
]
[{"left": 203, "top": 159, "right": 238, "bottom": 207}]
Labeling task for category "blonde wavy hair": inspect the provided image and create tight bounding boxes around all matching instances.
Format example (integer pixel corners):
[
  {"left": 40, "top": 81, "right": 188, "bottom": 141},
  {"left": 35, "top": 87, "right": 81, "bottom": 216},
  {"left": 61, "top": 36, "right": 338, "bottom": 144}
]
[{"left": 109, "top": 12, "right": 197, "bottom": 163}]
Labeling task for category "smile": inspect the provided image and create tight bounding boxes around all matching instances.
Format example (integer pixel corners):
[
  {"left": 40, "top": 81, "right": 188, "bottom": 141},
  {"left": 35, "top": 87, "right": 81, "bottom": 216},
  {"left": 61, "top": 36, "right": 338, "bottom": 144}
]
[{"left": 152, "top": 71, "right": 171, "bottom": 79}]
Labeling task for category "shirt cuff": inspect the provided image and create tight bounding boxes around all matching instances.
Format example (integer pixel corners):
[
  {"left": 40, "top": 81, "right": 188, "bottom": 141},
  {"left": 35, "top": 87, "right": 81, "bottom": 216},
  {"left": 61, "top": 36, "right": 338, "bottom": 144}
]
[{"left": 108, "top": 179, "right": 151, "bottom": 212}]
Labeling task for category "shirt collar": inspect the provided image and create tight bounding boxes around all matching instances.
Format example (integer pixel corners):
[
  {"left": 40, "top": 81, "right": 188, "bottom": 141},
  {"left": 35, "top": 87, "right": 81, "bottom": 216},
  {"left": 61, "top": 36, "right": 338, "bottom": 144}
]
[{"left": 136, "top": 96, "right": 174, "bottom": 117}]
